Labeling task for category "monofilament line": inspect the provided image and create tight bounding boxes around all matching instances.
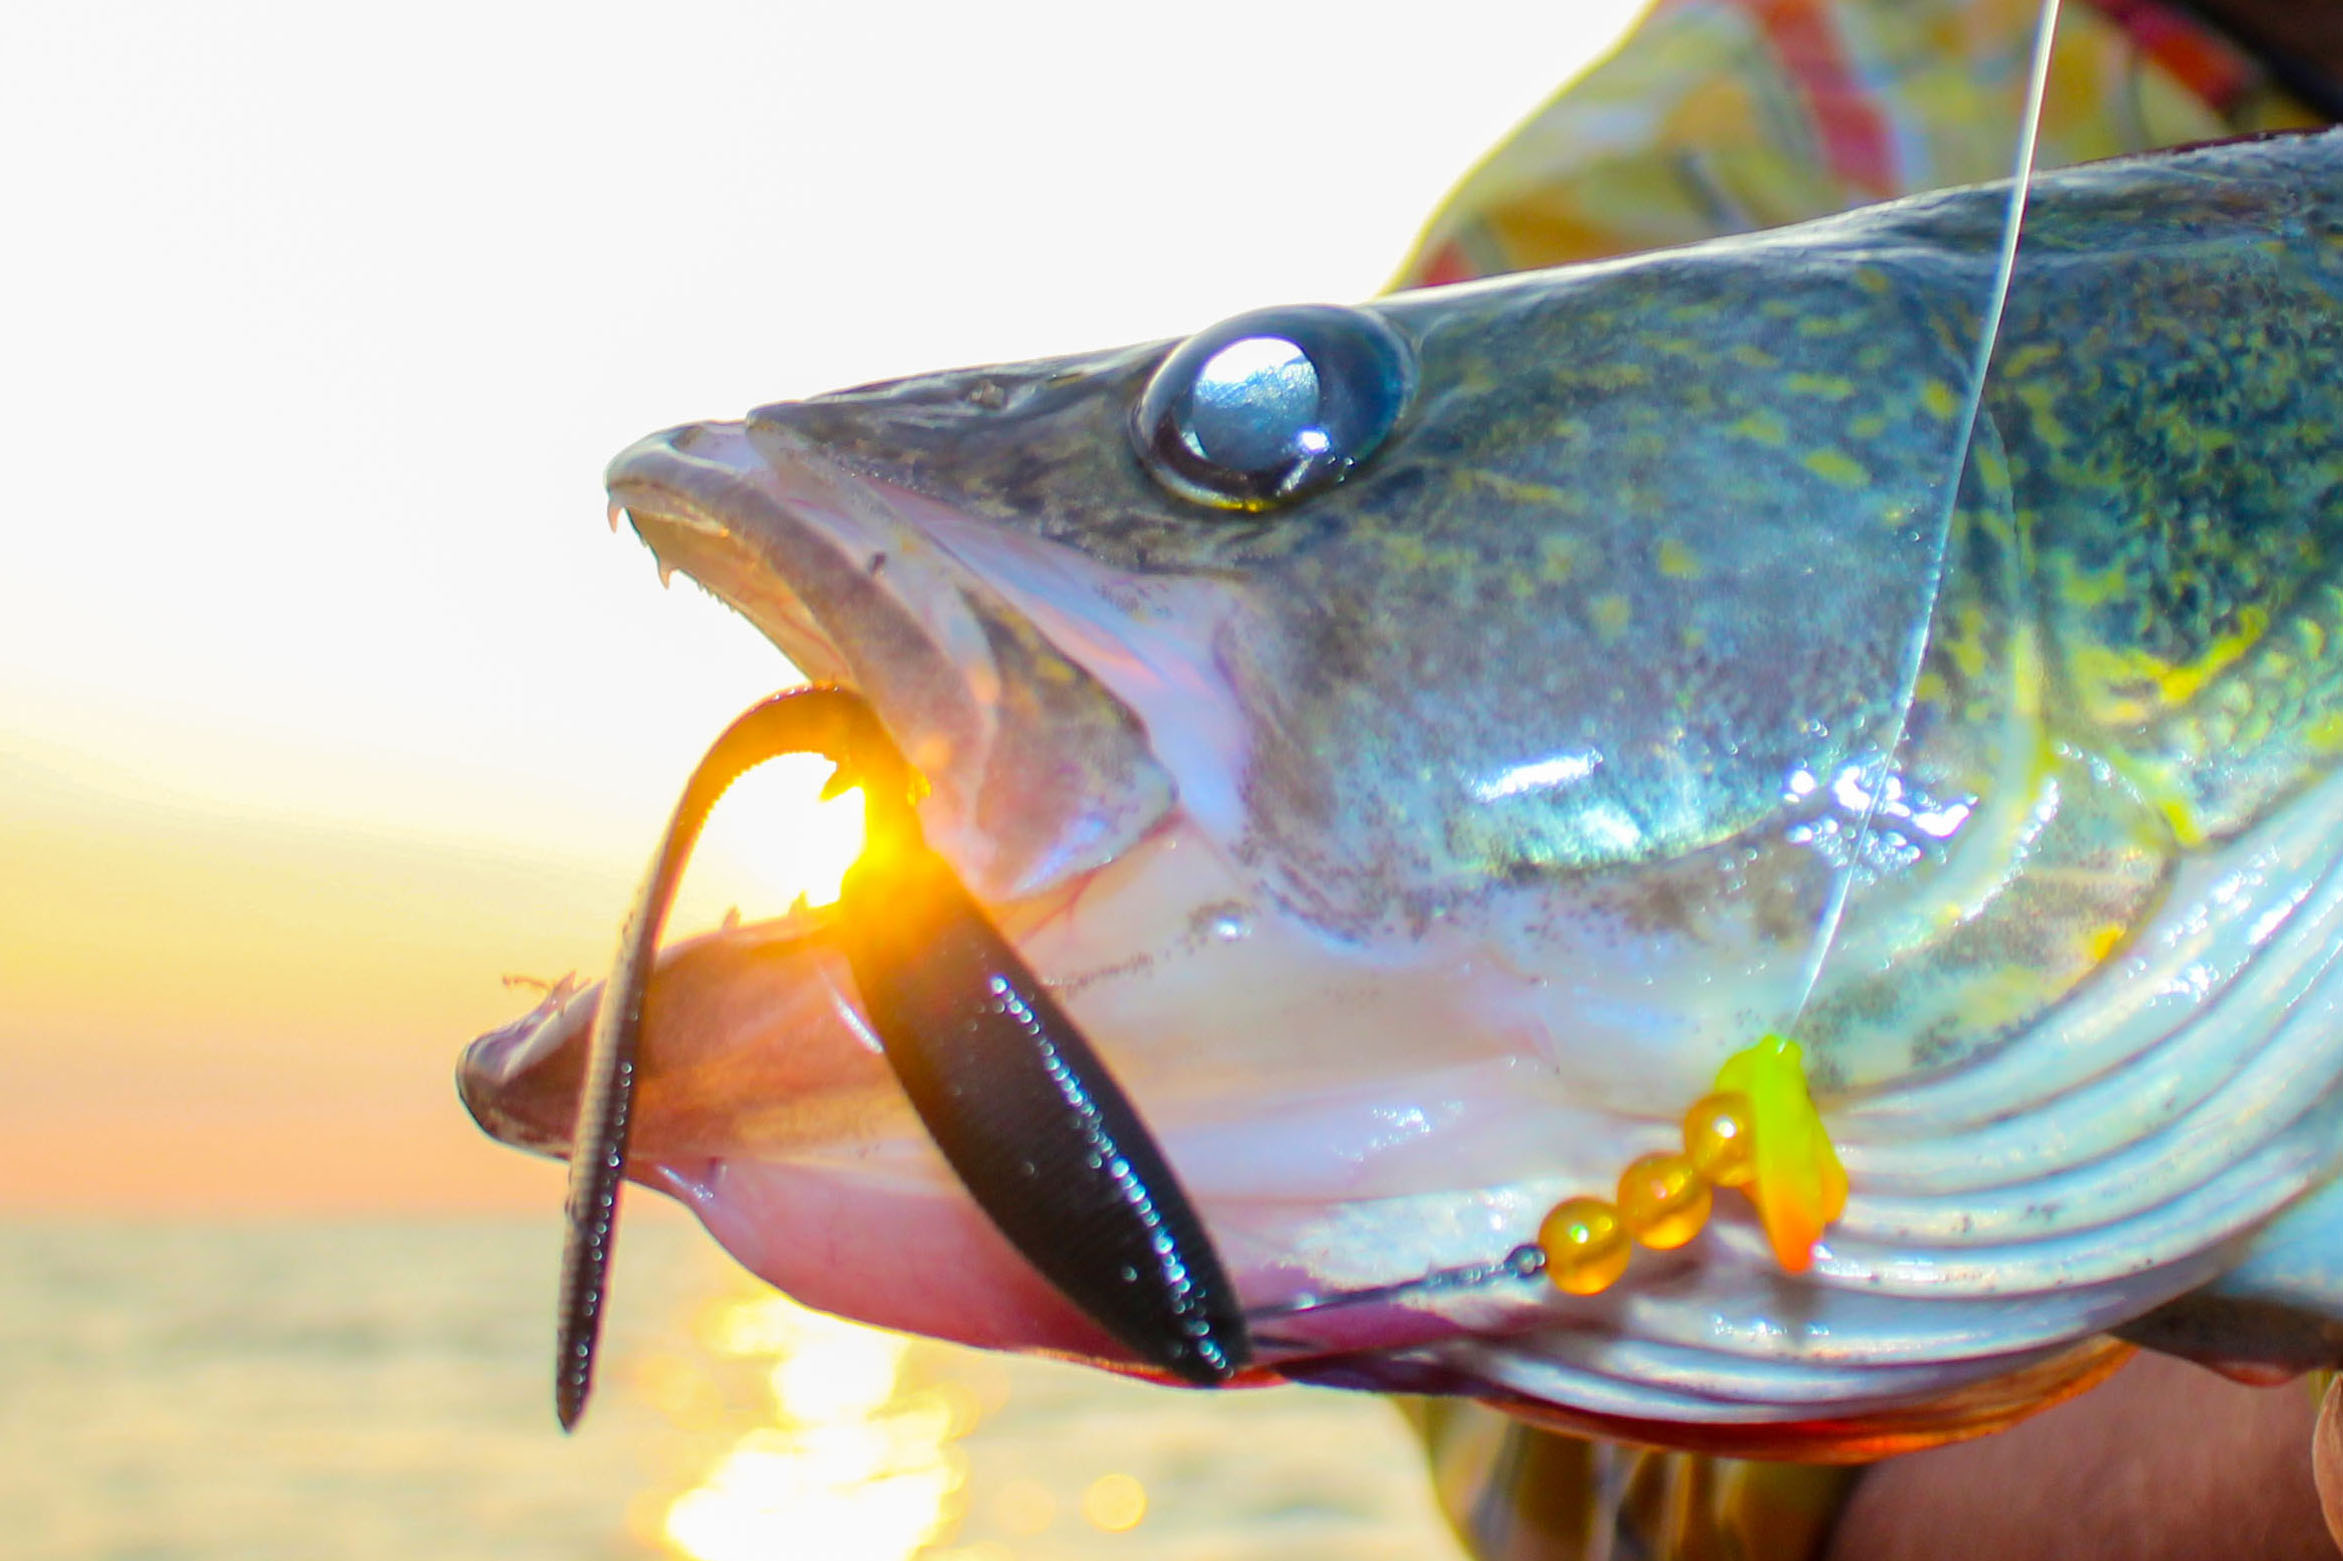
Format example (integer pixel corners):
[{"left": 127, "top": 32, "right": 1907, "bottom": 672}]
[{"left": 1783, "top": 0, "right": 2064, "bottom": 1032}]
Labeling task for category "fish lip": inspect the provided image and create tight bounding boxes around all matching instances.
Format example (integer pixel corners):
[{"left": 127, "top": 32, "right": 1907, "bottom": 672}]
[
  {"left": 449, "top": 904, "right": 1226, "bottom": 1370},
  {"left": 603, "top": 419, "right": 985, "bottom": 766},
  {"left": 454, "top": 975, "right": 585, "bottom": 1156}
]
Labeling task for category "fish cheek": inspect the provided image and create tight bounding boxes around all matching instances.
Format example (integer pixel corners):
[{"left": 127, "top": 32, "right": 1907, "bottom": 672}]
[{"left": 963, "top": 602, "right": 1175, "bottom": 898}]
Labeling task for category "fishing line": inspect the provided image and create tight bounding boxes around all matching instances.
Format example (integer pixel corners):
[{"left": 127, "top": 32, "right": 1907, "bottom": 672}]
[
  {"left": 1246, "top": 1244, "right": 1548, "bottom": 1328},
  {"left": 1780, "top": 0, "right": 2065, "bottom": 1034},
  {"left": 1239, "top": 4, "right": 2067, "bottom": 1332}
]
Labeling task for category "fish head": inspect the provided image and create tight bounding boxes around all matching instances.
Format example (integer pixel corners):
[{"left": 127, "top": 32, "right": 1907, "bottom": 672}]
[{"left": 458, "top": 235, "right": 1994, "bottom": 1411}]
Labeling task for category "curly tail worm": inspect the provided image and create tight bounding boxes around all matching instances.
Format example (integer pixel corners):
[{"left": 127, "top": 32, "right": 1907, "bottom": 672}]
[{"left": 554, "top": 686, "right": 1247, "bottom": 1429}]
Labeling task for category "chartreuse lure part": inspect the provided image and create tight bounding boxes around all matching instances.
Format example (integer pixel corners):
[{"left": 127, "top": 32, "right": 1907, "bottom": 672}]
[
  {"left": 1247, "top": 1035, "right": 1847, "bottom": 1325},
  {"left": 1716, "top": 1034, "right": 1849, "bottom": 1273},
  {"left": 1527, "top": 1035, "right": 1845, "bottom": 1299}
]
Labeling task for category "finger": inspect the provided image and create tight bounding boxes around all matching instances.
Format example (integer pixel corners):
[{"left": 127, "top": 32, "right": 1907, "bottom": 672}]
[{"left": 2314, "top": 1374, "right": 2343, "bottom": 1550}]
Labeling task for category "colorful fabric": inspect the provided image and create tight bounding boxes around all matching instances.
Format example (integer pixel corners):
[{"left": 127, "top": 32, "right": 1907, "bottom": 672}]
[
  {"left": 1393, "top": 0, "right": 2322, "bottom": 290},
  {"left": 1387, "top": 3, "right": 2324, "bottom": 1557}
]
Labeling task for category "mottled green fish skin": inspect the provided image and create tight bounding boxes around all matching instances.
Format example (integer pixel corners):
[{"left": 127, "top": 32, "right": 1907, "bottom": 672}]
[{"left": 755, "top": 130, "right": 2343, "bottom": 1083}]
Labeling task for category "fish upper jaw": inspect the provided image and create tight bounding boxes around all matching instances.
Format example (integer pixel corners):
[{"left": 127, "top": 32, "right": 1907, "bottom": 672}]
[{"left": 604, "top": 418, "right": 1181, "bottom": 902}]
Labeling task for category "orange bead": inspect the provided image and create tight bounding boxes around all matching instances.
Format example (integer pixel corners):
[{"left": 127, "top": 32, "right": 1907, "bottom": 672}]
[
  {"left": 1538, "top": 1196, "right": 1630, "bottom": 1296},
  {"left": 1683, "top": 1090, "right": 1756, "bottom": 1188},
  {"left": 1616, "top": 1151, "right": 1713, "bottom": 1249}
]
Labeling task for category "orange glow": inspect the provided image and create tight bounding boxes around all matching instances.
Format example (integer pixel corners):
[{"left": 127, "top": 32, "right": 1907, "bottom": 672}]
[{"left": 0, "top": 734, "right": 864, "bottom": 1214}]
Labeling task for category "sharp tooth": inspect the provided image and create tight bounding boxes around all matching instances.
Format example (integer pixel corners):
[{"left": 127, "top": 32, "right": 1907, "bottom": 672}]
[
  {"left": 606, "top": 502, "right": 627, "bottom": 533},
  {"left": 702, "top": 895, "right": 842, "bottom": 944},
  {"left": 656, "top": 559, "right": 676, "bottom": 589}
]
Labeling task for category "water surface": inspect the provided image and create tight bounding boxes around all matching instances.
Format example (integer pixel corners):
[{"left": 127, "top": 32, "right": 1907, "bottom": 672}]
[{"left": 0, "top": 1219, "right": 1465, "bottom": 1560}]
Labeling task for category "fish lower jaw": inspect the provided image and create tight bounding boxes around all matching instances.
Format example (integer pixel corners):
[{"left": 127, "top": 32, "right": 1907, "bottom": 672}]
[
  {"left": 623, "top": 1042, "right": 1688, "bottom": 1375},
  {"left": 646, "top": 1155, "right": 1135, "bottom": 1362},
  {"left": 639, "top": 1146, "right": 1556, "bottom": 1376}
]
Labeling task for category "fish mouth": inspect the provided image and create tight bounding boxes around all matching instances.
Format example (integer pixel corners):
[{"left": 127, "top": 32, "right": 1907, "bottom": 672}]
[
  {"left": 461, "top": 413, "right": 1510, "bottom": 1372},
  {"left": 454, "top": 913, "right": 1563, "bottom": 1368},
  {"left": 462, "top": 415, "right": 1178, "bottom": 1361},
  {"left": 453, "top": 917, "right": 1139, "bottom": 1362}
]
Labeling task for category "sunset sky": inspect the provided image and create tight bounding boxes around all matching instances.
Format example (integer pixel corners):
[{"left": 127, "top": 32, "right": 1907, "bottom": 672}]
[{"left": 2, "top": 1, "right": 1644, "bottom": 1212}]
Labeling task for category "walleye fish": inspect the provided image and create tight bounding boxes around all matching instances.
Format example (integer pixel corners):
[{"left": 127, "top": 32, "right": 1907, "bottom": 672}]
[{"left": 460, "top": 123, "right": 2343, "bottom": 1457}]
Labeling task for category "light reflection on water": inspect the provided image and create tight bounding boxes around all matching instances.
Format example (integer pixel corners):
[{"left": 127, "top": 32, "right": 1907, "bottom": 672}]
[
  {"left": 632, "top": 1261, "right": 1470, "bottom": 1561},
  {"left": 0, "top": 1221, "right": 1463, "bottom": 1559},
  {"left": 657, "top": 1292, "right": 958, "bottom": 1561}
]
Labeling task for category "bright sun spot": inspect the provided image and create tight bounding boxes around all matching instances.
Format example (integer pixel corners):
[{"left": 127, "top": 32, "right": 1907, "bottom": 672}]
[{"left": 688, "top": 755, "right": 868, "bottom": 920}]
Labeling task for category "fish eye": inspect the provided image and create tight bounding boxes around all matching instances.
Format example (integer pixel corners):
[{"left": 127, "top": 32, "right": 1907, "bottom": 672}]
[{"left": 1132, "top": 304, "right": 1414, "bottom": 511}]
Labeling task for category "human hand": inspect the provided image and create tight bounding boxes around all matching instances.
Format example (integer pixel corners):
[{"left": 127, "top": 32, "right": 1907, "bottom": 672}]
[{"left": 1829, "top": 1353, "right": 2331, "bottom": 1559}]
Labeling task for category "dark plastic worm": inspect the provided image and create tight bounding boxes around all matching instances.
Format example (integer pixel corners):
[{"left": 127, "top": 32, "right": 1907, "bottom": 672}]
[
  {"left": 555, "top": 687, "right": 1247, "bottom": 1428},
  {"left": 833, "top": 795, "right": 1250, "bottom": 1388}
]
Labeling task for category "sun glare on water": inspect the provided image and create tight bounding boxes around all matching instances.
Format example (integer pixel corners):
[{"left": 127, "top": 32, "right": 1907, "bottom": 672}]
[{"left": 658, "top": 1293, "right": 965, "bottom": 1561}]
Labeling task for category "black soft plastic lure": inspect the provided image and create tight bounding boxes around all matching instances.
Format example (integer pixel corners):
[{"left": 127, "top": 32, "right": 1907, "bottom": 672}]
[{"left": 555, "top": 686, "right": 1248, "bottom": 1428}]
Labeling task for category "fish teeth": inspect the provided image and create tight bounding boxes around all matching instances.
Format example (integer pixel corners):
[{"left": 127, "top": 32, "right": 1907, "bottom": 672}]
[
  {"left": 703, "top": 889, "right": 840, "bottom": 946},
  {"left": 606, "top": 501, "right": 627, "bottom": 533}
]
